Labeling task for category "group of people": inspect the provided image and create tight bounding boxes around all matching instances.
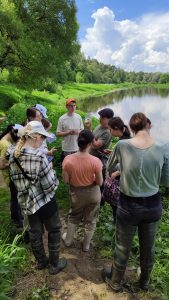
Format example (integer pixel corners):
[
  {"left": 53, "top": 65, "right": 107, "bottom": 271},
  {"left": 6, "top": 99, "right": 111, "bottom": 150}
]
[{"left": 0, "top": 97, "right": 169, "bottom": 292}]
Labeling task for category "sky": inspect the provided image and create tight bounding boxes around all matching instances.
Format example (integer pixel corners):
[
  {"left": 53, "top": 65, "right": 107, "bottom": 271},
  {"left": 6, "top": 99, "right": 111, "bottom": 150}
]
[{"left": 76, "top": 0, "right": 169, "bottom": 73}]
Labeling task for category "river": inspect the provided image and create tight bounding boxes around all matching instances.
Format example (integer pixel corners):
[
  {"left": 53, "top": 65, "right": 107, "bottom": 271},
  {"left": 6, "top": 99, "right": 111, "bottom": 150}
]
[{"left": 79, "top": 87, "right": 169, "bottom": 143}]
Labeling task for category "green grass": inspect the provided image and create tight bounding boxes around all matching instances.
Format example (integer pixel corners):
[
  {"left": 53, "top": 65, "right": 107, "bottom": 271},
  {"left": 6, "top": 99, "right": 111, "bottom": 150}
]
[
  {"left": 0, "top": 189, "right": 29, "bottom": 299},
  {"left": 0, "top": 82, "right": 159, "bottom": 116}
]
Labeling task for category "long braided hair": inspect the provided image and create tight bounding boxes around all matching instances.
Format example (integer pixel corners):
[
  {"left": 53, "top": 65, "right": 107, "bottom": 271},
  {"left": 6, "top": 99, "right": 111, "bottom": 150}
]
[{"left": 14, "top": 124, "right": 33, "bottom": 158}]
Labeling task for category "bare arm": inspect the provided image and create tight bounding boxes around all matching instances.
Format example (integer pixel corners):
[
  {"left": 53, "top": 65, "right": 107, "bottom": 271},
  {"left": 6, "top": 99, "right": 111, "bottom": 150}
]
[
  {"left": 56, "top": 130, "right": 71, "bottom": 137},
  {"left": 95, "top": 172, "right": 103, "bottom": 186},
  {"left": 62, "top": 169, "right": 70, "bottom": 184}
]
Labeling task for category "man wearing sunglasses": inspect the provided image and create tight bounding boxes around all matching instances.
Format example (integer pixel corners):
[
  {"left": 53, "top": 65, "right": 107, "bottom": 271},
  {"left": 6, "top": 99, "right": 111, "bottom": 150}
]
[{"left": 56, "top": 98, "right": 84, "bottom": 157}]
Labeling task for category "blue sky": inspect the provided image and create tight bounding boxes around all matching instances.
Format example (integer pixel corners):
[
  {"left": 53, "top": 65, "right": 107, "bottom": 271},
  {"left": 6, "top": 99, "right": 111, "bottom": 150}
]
[{"left": 76, "top": 0, "right": 169, "bottom": 72}]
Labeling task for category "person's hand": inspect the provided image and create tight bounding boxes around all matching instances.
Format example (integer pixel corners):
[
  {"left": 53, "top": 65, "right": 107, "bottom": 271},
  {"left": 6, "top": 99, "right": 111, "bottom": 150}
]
[
  {"left": 111, "top": 170, "right": 120, "bottom": 179},
  {"left": 103, "top": 149, "right": 112, "bottom": 155},
  {"left": 70, "top": 129, "right": 79, "bottom": 135},
  {"left": 48, "top": 147, "right": 57, "bottom": 156}
]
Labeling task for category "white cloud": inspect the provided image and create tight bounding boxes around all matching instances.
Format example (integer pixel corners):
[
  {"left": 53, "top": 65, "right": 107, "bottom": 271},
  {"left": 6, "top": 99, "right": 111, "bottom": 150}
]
[{"left": 81, "top": 7, "right": 169, "bottom": 72}]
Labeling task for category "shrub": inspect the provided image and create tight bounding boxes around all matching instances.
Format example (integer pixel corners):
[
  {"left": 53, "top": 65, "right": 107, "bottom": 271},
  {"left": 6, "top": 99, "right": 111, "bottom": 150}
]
[
  {"left": 0, "top": 69, "right": 9, "bottom": 83},
  {"left": 41, "top": 79, "right": 58, "bottom": 93},
  {"left": 0, "top": 92, "right": 20, "bottom": 112}
]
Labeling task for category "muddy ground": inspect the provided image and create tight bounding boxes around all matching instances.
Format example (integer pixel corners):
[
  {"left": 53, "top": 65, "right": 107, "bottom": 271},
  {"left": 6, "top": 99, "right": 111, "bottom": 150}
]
[{"left": 13, "top": 217, "right": 157, "bottom": 300}]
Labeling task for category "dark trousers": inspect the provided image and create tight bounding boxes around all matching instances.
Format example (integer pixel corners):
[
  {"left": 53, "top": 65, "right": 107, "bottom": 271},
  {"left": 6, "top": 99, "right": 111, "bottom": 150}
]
[
  {"left": 28, "top": 209, "right": 61, "bottom": 266},
  {"left": 114, "top": 218, "right": 159, "bottom": 277},
  {"left": 112, "top": 192, "right": 162, "bottom": 285},
  {"left": 9, "top": 180, "right": 23, "bottom": 226}
]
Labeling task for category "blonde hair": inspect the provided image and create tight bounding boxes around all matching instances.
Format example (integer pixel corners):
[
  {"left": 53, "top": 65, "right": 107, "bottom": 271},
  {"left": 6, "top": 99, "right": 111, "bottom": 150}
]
[
  {"left": 14, "top": 124, "right": 36, "bottom": 158},
  {"left": 14, "top": 137, "right": 26, "bottom": 158}
]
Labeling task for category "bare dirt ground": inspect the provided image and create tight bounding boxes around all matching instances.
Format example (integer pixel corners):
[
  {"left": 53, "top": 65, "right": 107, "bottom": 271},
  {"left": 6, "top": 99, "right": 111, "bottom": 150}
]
[{"left": 13, "top": 217, "right": 151, "bottom": 300}]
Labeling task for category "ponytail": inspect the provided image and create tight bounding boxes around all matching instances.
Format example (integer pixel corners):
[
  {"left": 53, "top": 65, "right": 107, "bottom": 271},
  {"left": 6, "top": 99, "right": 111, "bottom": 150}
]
[
  {"left": 122, "top": 125, "right": 131, "bottom": 139},
  {"left": 14, "top": 137, "right": 26, "bottom": 158}
]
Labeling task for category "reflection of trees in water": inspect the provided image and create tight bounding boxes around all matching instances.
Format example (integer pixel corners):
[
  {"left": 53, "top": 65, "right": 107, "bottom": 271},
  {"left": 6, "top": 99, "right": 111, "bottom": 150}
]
[{"left": 78, "top": 87, "right": 169, "bottom": 112}]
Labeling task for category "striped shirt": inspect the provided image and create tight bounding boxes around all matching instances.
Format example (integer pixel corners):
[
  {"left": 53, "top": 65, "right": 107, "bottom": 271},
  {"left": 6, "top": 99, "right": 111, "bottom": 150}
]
[{"left": 9, "top": 147, "right": 58, "bottom": 215}]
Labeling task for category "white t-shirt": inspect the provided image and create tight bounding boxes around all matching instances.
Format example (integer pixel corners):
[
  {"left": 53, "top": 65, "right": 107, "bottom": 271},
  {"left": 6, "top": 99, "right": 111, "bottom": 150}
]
[{"left": 57, "top": 113, "right": 84, "bottom": 152}]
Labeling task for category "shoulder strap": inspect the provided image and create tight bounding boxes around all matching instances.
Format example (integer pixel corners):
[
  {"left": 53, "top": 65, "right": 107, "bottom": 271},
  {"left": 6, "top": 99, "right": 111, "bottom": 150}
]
[{"left": 14, "top": 157, "right": 33, "bottom": 181}]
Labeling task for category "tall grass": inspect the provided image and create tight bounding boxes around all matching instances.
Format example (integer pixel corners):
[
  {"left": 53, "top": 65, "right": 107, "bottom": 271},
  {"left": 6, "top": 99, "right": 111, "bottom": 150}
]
[
  {"left": 0, "top": 189, "right": 28, "bottom": 299},
  {"left": 0, "top": 235, "right": 28, "bottom": 299}
]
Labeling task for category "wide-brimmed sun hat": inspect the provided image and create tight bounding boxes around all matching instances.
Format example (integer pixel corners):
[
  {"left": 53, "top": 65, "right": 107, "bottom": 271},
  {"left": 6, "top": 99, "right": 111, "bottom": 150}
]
[{"left": 19, "top": 121, "right": 52, "bottom": 138}]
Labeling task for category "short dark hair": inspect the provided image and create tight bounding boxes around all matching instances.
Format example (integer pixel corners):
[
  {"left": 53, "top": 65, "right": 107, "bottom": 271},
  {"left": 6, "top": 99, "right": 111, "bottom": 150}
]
[
  {"left": 98, "top": 108, "right": 114, "bottom": 119},
  {"left": 78, "top": 129, "right": 94, "bottom": 151},
  {"left": 129, "top": 113, "right": 147, "bottom": 133}
]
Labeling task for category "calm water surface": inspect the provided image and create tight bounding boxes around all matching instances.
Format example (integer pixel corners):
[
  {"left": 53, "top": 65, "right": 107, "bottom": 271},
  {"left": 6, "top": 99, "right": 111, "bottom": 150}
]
[{"left": 79, "top": 87, "right": 169, "bottom": 143}]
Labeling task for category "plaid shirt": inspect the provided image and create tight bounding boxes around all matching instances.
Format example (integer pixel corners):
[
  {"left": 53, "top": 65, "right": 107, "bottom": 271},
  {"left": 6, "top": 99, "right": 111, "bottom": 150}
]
[{"left": 9, "top": 148, "right": 58, "bottom": 215}]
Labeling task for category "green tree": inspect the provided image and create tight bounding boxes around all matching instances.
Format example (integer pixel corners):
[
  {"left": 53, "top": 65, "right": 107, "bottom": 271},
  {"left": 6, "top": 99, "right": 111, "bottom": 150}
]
[
  {"left": 76, "top": 71, "right": 84, "bottom": 83},
  {"left": 0, "top": 0, "right": 79, "bottom": 86},
  {"left": 159, "top": 73, "right": 169, "bottom": 84}
]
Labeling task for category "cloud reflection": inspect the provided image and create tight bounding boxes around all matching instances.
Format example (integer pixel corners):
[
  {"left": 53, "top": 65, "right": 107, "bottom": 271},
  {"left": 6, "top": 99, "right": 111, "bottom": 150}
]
[{"left": 92, "top": 93, "right": 169, "bottom": 143}]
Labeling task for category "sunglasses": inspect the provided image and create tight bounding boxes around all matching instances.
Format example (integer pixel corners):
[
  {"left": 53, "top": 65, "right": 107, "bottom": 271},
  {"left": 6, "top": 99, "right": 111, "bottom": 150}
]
[{"left": 67, "top": 104, "right": 76, "bottom": 108}]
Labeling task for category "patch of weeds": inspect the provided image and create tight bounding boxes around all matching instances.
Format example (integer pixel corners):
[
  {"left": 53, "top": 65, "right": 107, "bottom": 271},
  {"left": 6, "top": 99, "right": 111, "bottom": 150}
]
[
  {"left": 0, "top": 235, "right": 28, "bottom": 300},
  {"left": 0, "top": 189, "right": 29, "bottom": 299},
  {"left": 94, "top": 203, "right": 115, "bottom": 256},
  {"left": 26, "top": 285, "right": 50, "bottom": 300}
]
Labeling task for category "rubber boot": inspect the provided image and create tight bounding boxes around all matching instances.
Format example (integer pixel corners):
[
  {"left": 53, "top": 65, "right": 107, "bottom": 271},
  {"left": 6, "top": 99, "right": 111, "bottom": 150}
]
[
  {"left": 101, "top": 265, "right": 112, "bottom": 282},
  {"left": 106, "top": 263, "right": 125, "bottom": 292},
  {"left": 48, "top": 235, "right": 67, "bottom": 275},
  {"left": 48, "top": 256, "right": 67, "bottom": 275},
  {"left": 138, "top": 222, "right": 158, "bottom": 291},
  {"left": 139, "top": 269, "right": 152, "bottom": 291},
  {"left": 48, "top": 243, "right": 67, "bottom": 275},
  {"left": 29, "top": 235, "right": 48, "bottom": 270},
  {"left": 62, "top": 223, "right": 76, "bottom": 247},
  {"left": 82, "top": 229, "right": 95, "bottom": 252}
]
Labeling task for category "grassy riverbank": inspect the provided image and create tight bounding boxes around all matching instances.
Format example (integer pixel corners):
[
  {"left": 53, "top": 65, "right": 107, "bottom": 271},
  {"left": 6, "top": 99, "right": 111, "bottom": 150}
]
[{"left": 2, "top": 81, "right": 168, "bottom": 116}]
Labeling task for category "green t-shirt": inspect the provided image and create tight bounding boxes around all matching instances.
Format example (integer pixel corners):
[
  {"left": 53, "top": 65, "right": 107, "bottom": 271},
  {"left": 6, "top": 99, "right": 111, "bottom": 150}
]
[
  {"left": 107, "top": 140, "right": 169, "bottom": 197},
  {"left": 90, "top": 125, "right": 112, "bottom": 157}
]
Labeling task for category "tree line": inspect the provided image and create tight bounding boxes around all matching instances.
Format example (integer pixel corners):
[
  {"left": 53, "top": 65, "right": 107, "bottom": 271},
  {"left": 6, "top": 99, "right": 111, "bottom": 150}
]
[{"left": 0, "top": 0, "right": 169, "bottom": 89}]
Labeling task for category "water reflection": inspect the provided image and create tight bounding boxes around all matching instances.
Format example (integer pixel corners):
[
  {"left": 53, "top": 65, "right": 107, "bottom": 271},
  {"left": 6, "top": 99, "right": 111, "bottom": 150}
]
[{"left": 79, "top": 87, "right": 169, "bottom": 143}]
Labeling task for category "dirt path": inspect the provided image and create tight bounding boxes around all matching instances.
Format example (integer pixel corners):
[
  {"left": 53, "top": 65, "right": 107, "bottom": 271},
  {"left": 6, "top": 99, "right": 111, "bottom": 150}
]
[
  {"left": 14, "top": 216, "right": 134, "bottom": 300},
  {"left": 14, "top": 244, "right": 129, "bottom": 300}
]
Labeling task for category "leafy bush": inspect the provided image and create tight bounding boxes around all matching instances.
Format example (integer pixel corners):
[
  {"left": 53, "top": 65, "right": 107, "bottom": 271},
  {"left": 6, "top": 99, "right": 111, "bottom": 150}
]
[
  {"left": 0, "top": 69, "right": 9, "bottom": 83},
  {"left": 40, "top": 78, "right": 58, "bottom": 93},
  {"left": 0, "top": 92, "right": 20, "bottom": 112}
]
